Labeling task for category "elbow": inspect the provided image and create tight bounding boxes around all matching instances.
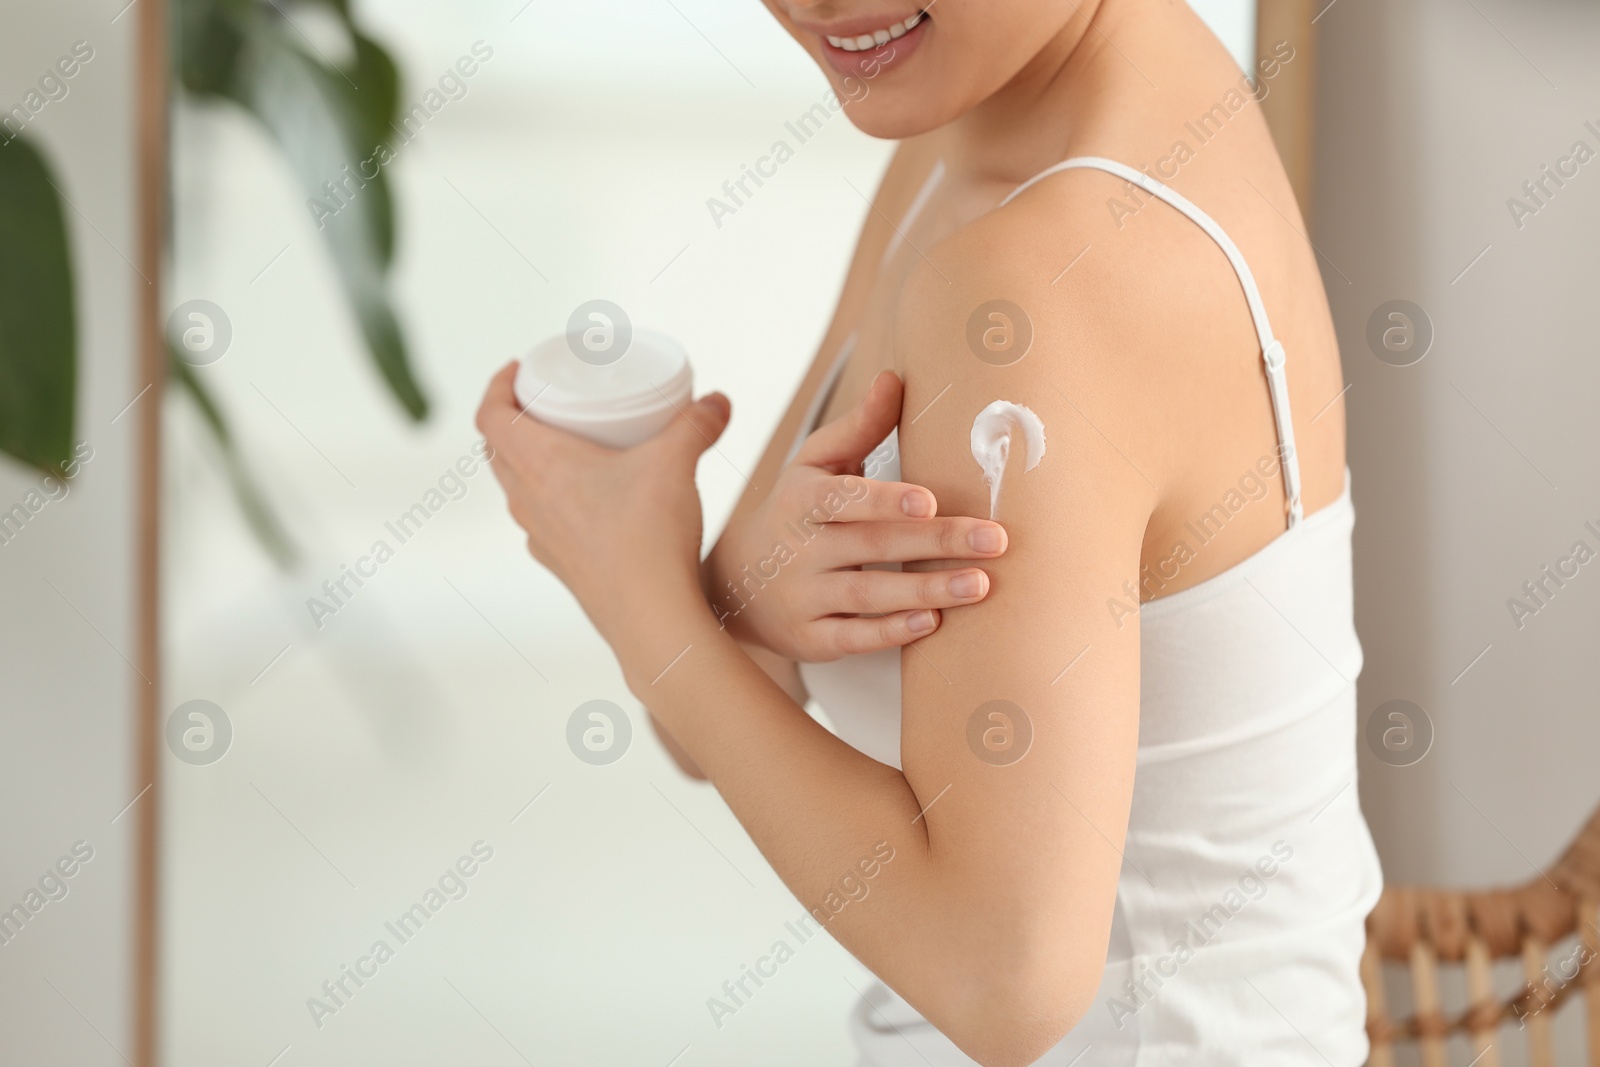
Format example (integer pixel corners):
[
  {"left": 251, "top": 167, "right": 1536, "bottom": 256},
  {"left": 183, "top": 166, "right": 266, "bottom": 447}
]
[{"left": 935, "top": 964, "right": 1100, "bottom": 1067}]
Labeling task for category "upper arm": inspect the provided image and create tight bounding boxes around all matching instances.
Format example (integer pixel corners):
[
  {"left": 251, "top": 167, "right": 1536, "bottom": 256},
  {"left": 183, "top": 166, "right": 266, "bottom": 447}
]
[{"left": 891, "top": 188, "right": 1166, "bottom": 1036}]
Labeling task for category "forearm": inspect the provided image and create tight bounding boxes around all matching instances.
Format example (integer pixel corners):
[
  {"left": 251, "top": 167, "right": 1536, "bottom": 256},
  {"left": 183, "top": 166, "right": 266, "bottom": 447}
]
[
  {"left": 647, "top": 559, "right": 808, "bottom": 780},
  {"left": 614, "top": 601, "right": 1004, "bottom": 1020},
  {"left": 624, "top": 603, "right": 928, "bottom": 868},
  {"left": 647, "top": 637, "right": 805, "bottom": 779}
]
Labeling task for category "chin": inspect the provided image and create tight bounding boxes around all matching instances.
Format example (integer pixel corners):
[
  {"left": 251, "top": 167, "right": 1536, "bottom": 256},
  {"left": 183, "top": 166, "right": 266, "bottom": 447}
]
[
  {"left": 817, "top": 9, "right": 957, "bottom": 138},
  {"left": 837, "top": 84, "right": 965, "bottom": 141},
  {"left": 765, "top": 1, "right": 1076, "bottom": 139}
]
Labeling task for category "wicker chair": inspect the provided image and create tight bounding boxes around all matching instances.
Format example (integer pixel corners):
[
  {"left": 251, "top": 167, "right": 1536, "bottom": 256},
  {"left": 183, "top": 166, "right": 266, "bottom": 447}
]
[{"left": 1363, "top": 801, "right": 1600, "bottom": 1066}]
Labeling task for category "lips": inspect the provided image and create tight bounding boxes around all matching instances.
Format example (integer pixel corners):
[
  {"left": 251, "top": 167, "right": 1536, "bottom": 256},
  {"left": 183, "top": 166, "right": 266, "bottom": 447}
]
[
  {"left": 824, "top": 10, "right": 925, "bottom": 51},
  {"left": 811, "top": 9, "right": 928, "bottom": 79}
]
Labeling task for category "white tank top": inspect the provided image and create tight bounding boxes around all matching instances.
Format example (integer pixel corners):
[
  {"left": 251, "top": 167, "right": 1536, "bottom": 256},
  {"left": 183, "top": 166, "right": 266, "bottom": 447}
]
[{"left": 791, "top": 158, "right": 1383, "bottom": 1065}]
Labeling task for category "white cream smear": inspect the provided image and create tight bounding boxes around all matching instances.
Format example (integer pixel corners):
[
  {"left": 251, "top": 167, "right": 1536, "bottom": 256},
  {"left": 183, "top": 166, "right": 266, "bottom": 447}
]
[{"left": 970, "top": 401, "right": 1047, "bottom": 518}]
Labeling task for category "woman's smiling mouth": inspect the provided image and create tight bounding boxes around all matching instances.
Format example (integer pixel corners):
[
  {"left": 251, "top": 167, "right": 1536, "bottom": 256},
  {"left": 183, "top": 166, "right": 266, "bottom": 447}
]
[
  {"left": 808, "top": 9, "right": 930, "bottom": 78},
  {"left": 825, "top": 10, "right": 926, "bottom": 51}
]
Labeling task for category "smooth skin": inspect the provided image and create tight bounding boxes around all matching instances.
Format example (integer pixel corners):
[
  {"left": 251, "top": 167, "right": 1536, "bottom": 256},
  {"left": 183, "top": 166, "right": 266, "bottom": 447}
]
[{"left": 478, "top": 0, "right": 1348, "bottom": 1062}]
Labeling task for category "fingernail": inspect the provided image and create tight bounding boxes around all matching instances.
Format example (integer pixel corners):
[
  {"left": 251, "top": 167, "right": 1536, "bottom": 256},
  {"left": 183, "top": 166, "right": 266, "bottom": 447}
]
[
  {"left": 969, "top": 525, "right": 1004, "bottom": 553},
  {"left": 949, "top": 572, "right": 985, "bottom": 599},
  {"left": 908, "top": 610, "right": 938, "bottom": 635},
  {"left": 901, "top": 491, "right": 933, "bottom": 518}
]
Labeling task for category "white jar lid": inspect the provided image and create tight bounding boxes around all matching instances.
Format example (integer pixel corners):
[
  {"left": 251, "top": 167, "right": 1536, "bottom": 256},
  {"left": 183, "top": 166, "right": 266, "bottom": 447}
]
[{"left": 515, "top": 329, "right": 692, "bottom": 422}]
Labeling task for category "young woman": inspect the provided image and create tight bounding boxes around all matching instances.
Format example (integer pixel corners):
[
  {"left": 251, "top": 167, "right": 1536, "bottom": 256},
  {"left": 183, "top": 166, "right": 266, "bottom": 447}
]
[{"left": 477, "top": 0, "right": 1382, "bottom": 1062}]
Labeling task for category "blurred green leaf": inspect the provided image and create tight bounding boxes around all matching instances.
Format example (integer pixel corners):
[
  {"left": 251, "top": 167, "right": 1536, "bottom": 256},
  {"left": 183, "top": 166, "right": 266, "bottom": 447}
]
[
  {"left": 170, "top": 349, "right": 297, "bottom": 567},
  {"left": 166, "top": 0, "right": 426, "bottom": 562},
  {"left": 0, "top": 136, "right": 76, "bottom": 475},
  {"left": 175, "top": 0, "right": 247, "bottom": 96},
  {"left": 346, "top": 29, "right": 400, "bottom": 266},
  {"left": 232, "top": 25, "right": 427, "bottom": 417},
  {"left": 175, "top": 0, "right": 426, "bottom": 419}
]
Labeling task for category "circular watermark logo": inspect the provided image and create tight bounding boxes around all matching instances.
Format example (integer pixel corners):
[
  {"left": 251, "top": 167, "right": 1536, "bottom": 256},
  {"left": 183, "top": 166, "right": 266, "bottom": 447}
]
[
  {"left": 966, "top": 699, "right": 1033, "bottom": 766},
  {"left": 1365, "top": 699, "right": 1433, "bottom": 767},
  {"left": 166, "top": 700, "right": 233, "bottom": 766},
  {"left": 965, "top": 299, "right": 1033, "bottom": 367},
  {"left": 1366, "top": 300, "right": 1432, "bottom": 367},
  {"left": 565, "top": 299, "right": 632, "bottom": 367},
  {"left": 167, "top": 299, "right": 233, "bottom": 367},
  {"left": 566, "top": 699, "right": 632, "bottom": 765}
]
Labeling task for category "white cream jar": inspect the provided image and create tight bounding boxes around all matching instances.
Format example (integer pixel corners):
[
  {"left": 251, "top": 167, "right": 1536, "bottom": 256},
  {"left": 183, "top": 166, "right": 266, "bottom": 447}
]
[{"left": 513, "top": 329, "right": 694, "bottom": 449}]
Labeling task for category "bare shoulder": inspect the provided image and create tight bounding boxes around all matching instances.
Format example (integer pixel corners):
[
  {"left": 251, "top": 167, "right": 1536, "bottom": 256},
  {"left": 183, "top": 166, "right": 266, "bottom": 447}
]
[
  {"left": 891, "top": 154, "right": 1347, "bottom": 595},
  {"left": 891, "top": 166, "right": 1248, "bottom": 520}
]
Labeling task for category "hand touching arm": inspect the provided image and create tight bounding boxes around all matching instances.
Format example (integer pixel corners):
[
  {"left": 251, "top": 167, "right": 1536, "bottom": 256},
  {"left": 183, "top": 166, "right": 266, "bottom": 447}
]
[{"left": 656, "top": 370, "right": 1010, "bottom": 780}]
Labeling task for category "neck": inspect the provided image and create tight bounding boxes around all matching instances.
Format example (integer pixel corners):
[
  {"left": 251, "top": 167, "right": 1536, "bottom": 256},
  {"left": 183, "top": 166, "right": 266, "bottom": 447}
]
[{"left": 944, "top": 0, "right": 1131, "bottom": 183}]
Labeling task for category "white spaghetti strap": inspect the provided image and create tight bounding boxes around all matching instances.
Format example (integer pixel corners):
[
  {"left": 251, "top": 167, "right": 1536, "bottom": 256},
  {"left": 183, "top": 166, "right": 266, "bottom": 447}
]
[{"left": 1000, "top": 156, "right": 1304, "bottom": 527}]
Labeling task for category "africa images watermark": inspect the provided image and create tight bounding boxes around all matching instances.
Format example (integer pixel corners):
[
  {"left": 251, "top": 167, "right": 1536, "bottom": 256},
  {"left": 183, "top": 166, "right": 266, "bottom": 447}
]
[
  {"left": 305, "top": 440, "right": 494, "bottom": 629},
  {"left": 705, "top": 42, "right": 903, "bottom": 229},
  {"left": 0, "top": 441, "right": 95, "bottom": 549},
  {"left": 1513, "top": 936, "right": 1597, "bottom": 1029},
  {"left": 1, "top": 39, "right": 96, "bottom": 144},
  {"left": 307, "top": 40, "right": 495, "bottom": 230},
  {"left": 710, "top": 475, "right": 872, "bottom": 631},
  {"left": 305, "top": 840, "right": 495, "bottom": 1029},
  {"left": 1104, "top": 839, "right": 1295, "bottom": 1029},
  {"left": 1105, "top": 40, "right": 1296, "bottom": 228},
  {"left": 1505, "top": 518, "right": 1600, "bottom": 631},
  {"left": 0, "top": 840, "right": 96, "bottom": 949},
  {"left": 706, "top": 840, "right": 896, "bottom": 1028},
  {"left": 1105, "top": 443, "right": 1293, "bottom": 628},
  {"left": 1505, "top": 118, "right": 1600, "bottom": 231}
]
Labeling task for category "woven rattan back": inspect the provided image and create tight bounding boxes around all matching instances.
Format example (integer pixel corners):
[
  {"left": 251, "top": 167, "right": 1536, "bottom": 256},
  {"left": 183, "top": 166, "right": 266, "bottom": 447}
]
[{"left": 1364, "top": 803, "right": 1600, "bottom": 1065}]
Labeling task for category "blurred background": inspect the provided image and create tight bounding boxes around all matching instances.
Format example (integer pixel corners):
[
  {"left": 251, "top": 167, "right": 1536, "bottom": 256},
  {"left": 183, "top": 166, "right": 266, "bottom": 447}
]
[{"left": 2, "top": 0, "right": 1598, "bottom": 1065}]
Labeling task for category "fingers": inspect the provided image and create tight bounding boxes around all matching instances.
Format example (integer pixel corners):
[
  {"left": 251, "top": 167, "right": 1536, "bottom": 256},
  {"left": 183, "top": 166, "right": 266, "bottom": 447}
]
[
  {"left": 810, "top": 608, "right": 942, "bottom": 659},
  {"left": 476, "top": 362, "right": 607, "bottom": 476},
  {"left": 794, "top": 370, "right": 903, "bottom": 472},
  {"left": 813, "top": 475, "right": 938, "bottom": 523},
  {"left": 810, "top": 567, "right": 991, "bottom": 617},
  {"left": 657, "top": 392, "right": 732, "bottom": 461},
  {"left": 820, "top": 516, "right": 1008, "bottom": 566}
]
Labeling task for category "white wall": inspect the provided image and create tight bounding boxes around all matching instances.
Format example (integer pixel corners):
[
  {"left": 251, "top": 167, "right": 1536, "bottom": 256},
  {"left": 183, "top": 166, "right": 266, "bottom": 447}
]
[
  {"left": 0, "top": 2, "right": 142, "bottom": 1064},
  {"left": 1318, "top": 0, "right": 1600, "bottom": 888}
]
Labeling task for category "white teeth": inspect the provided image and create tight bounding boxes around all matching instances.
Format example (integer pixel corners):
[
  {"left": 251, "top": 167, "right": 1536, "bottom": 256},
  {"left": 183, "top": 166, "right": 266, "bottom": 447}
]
[{"left": 827, "top": 12, "right": 923, "bottom": 51}]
